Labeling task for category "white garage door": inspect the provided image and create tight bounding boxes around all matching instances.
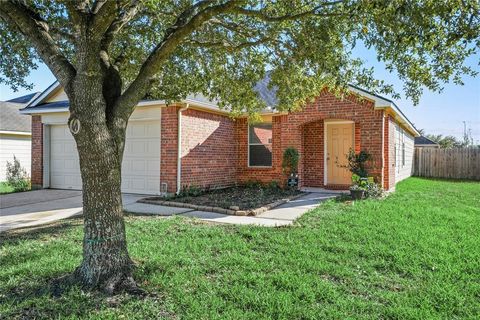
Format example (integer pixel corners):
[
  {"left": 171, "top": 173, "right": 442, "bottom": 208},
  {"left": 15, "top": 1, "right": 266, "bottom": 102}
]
[{"left": 49, "top": 121, "right": 161, "bottom": 194}]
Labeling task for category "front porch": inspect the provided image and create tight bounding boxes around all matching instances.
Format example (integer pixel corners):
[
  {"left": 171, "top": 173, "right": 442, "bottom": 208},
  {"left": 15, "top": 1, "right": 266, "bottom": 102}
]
[{"left": 302, "top": 119, "right": 358, "bottom": 190}]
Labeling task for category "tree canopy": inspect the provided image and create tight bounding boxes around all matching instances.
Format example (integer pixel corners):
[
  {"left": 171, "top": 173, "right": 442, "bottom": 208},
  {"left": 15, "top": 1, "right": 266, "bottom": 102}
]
[{"left": 2, "top": 0, "right": 479, "bottom": 115}]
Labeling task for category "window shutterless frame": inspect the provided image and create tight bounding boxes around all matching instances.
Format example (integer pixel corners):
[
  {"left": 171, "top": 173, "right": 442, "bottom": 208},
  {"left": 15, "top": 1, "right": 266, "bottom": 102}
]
[{"left": 248, "top": 122, "right": 273, "bottom": 167}]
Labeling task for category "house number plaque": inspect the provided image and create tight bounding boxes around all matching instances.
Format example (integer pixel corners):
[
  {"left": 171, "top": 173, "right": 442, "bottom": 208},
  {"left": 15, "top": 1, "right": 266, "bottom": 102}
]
[{"left": 69, "top": 118, "right": 81, "bottom": 135}]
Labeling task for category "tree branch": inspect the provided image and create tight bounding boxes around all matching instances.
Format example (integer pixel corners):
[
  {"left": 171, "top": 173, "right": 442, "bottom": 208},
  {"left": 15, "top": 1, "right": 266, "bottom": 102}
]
[
  {"left": 100, "top": 0, "right": 141, "bottom": 51},
  {"left": 231, "top": 1, "right": 346, "bottom": 22},
  {"left": 50, "top": 26, "right": 75, "bottom": 42},
  {"left": 0, "top": 0, "right": 76, "bottom": 88},
  {"left": 90, "top": 0, "right": 118, "bottom": 38},
  {"left": 113, "top": 0, "right": 243, "bottom": 119},
  {"left": 187, "top": 37, "right": 272, "bottom": 51},
  {"left": 62, "top": 0, "right": 89, "bottom": 27}
]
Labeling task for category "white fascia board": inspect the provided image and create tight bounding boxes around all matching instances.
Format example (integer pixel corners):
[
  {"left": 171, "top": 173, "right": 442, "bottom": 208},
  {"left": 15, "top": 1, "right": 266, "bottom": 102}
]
[
  {"left": 376, "top": 104, "right": 420, "bottom": 137},
  {"left": 137, "top": 100, "right": 166, "bottom": 107},
  {"left": 26, "top": 81, "right": 60, "bottom": 107},
  {"left": 348, "top": 85, "right": 420, "bottom": 137},
  {"left": 0, "top": 130, "right": 31, "bottom": 136},
  {"left": 19, "top": 107, "right": 69, "bottom": 115}
]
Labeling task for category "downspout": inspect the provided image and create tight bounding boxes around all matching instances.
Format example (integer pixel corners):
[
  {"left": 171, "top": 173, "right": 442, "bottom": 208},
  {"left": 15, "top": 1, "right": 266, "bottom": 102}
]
[
  {"left": 177, "top": 103, "right": 189, "bottom": 194},
  {"left": 381, "top": 112, "right": 386, "bottom": 190}
]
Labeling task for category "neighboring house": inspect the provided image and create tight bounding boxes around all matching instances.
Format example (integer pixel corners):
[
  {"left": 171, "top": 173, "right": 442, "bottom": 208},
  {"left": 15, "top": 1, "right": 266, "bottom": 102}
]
[
  {"left": 20, "top": 81, "right": 419, "bottom": 195},
  {"left": 414, "top": 136, "right": 440, "bottom": 149},
  {"left": 0, "top": 93, "right": 40, "bottom": 181}
]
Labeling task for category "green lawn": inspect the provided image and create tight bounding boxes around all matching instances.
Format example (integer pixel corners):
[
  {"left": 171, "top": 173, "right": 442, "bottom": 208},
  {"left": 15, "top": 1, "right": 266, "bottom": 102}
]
[
  {"left": 0, "top": 182, "right": 14, "bottom": 194},
  {"left": 1, "top": 178, "right": 479, "bottom": 319}
]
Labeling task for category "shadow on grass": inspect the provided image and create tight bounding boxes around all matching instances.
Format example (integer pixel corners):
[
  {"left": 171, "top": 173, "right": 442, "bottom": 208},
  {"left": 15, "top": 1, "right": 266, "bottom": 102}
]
[
  {"left": 0, "top": 217, "right": 83, "bottom": 246},
  {"left": 0, "top": 268, "right": 171, "bottom": 319},
  {"left": 1, "top": 283, "right": 155, "bottom": 319},
  {"left": 333, "top": 194, "right": 353, "bottom": 203}
]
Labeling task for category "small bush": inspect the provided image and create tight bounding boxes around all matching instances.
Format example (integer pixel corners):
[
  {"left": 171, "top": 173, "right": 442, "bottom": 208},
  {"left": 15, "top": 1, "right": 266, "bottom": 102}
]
[
  {"left": 6, "top": 156, "right": 30, "bottom": 192},
  {"left": 267, "top": 180, "right": 281, "bottom": 190},
  {"left": 364, "top": 182, "right": 384, "bottom": 198},
  {"left": 282, "top": 147, "right": 299, "bottom": 175},
  {"left": 343, "top": 149, "right": 372, "bottom": 178},
  {"left": 244, "top": 180, "right": 263, "bottom": 189},
  {"left": 178, "top": 185, "right": 203, "bottom": 197}
]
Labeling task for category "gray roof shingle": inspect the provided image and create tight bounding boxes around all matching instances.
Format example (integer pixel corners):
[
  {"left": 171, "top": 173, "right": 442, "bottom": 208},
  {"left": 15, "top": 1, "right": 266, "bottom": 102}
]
[
  {"left": 0, "top": 102, "right": 31, "bottom": 133},
  {"left": 7, "top": 92, "right": 40, "bottom": 104},
  {"left": 414, "top": 136, "right": 438, "bottom": 145}
]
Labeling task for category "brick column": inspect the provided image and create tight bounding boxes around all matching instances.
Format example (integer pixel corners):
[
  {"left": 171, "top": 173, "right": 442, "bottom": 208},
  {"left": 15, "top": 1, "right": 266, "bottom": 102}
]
[
  {"left": 160, "top": 105, "right": 179, "bottom": 194},
  {"left": 31, "top": 115, "right": 43, "bottom": 189}
]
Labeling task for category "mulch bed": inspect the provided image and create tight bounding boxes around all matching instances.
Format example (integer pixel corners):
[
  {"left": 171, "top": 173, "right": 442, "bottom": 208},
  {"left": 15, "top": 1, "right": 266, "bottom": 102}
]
[{"left": 140, "top": 186, "right": 304, "bottom": 216}]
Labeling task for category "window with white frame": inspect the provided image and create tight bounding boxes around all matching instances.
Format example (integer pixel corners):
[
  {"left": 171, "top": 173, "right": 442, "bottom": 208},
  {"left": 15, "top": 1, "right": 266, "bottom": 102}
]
[{"left": 248, "top": 122, "right": 273, "bottom": 167}]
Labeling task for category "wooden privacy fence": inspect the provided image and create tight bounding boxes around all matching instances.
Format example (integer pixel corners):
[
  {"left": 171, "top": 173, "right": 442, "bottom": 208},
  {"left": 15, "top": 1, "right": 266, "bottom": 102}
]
[{"left": 413, "top": 148, "right": 480, "bottom": 180}]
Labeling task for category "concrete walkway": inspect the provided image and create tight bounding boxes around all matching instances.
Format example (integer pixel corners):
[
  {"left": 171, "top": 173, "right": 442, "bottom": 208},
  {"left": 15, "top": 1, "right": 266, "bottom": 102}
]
[
  {"left": 1, "top": 188, "right": 344, "bottom": 231},
  {"left": 177, "top": 190, "right": 343, "bottom": 227}
]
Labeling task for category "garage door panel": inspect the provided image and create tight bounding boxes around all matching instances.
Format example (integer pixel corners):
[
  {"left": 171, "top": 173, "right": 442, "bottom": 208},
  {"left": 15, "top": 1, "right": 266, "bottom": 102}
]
[
  {"left": 130, "top": 160, "right": 146, "bottom": 172},
  {"left": 51, "top": 142, "right": 63, "bottom": 154},
  {"left": 146, "top": 123, "right": 161, "bottom": 137},
  {"left": 147, "top": 160, "right": 159, "bottom": 173},
  {"left": 147, "top": 141, "right": 160, "bottom": 153},
  {"left": 50, "top": 120, "right": 160, "bottom": 194}
]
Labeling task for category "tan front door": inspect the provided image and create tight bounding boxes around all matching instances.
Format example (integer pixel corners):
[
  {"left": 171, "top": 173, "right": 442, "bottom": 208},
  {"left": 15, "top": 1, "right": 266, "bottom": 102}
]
[{"left": 326, "top": 122, "right": 354, "bottom": 185}]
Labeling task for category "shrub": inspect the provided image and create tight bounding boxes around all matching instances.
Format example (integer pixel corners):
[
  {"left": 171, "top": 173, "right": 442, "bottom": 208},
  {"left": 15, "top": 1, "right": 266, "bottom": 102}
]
[
  {"left": 267, "top": 180, "right": 280, "bottom": 190},
  {"left": 244, "top": 180, "right": 263, "bottom": 189},
  {"left": 351, "top": 174, "right": 368, "bottom": 189},
  {"left": 351, "top": 173, "right": 383, "bottom": 198},
  {"left": 6, "top": 156, "right": 30, "bottom": 192},
  {"left": 282, "top": 147, "right": 299, "bottom": 175},
  {"left": 364, "top": 182, "right": 384, "bottom": 198},
  {"left": 178, "top": 185, "right": 203, "bottom": 197},
  {"left": 343, "top": 149, "right": 372, "bottom": 178}
]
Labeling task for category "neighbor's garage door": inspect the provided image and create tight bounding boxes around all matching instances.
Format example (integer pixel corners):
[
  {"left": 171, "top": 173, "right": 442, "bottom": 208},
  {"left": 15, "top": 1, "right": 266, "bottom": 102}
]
[{"left": 49, "top": 121, "right": 161, "bottom": 194}]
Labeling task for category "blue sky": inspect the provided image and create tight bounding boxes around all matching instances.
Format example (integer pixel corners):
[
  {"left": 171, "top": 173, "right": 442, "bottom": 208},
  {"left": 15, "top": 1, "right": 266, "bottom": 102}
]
[{"left": 1, "top": 49, "right": 479, "bottom": 143}]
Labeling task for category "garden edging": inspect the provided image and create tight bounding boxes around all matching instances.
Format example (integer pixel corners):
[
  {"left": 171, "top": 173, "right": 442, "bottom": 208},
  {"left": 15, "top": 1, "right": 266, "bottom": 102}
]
[{"left": 137, "top": 192, "right": 306, "bottom": 216}]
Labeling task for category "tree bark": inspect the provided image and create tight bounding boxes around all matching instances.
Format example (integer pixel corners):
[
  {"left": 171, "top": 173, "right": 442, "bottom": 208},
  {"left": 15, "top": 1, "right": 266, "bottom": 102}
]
[
  {"left": 66, "top": 81, "right": 139, "bottom": 294},
  {"left": 75, "top": 135, "right": 133, "bottom": 293}
]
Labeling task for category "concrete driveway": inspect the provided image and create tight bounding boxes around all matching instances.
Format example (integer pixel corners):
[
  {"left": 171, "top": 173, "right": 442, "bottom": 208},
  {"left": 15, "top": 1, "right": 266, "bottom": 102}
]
[{"left": 0, "top": 189, "right": 187, "bottom": 232}]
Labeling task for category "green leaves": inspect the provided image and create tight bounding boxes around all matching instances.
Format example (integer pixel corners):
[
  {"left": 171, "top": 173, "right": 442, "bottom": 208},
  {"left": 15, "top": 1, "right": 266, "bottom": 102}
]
[{"left": 1, "top": 0, "right": 479, "bottom": 110}]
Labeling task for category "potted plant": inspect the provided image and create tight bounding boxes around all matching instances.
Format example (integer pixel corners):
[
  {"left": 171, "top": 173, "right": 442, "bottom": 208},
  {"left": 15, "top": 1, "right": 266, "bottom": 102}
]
[
  {"left": 282, "top": 147, "right": 299, "bottom": 188},
  {"left": 350, "top": 174, "right": 367, "bottom": 200},
  {"left": 342, "top": 149, "right": 372, "bottom": 200}
]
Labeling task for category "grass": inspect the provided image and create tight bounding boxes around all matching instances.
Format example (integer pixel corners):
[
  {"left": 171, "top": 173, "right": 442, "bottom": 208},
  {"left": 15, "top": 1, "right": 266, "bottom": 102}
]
[
  {"left": 156, "top": 184, "right": 302, "bottom": 210},
  {"left": 1, "top": 178, "right": 479, "bottom": 319},
  {"left": 0, "top": 182, "right": 14, "bottom": 194}
]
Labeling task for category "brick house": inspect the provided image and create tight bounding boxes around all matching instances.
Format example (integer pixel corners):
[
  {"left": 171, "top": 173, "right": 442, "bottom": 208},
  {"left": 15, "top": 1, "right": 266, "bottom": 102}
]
[{"left": 20, "top": 81, "right": 419, "bottom": 195}]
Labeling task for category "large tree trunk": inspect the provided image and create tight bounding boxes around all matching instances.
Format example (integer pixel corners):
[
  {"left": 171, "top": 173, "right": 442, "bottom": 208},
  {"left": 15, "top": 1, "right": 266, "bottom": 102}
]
[
  {"left": 66, "top": 82, "right": 140, "bottom": 294},
  {"left": 75, "top": 133, "right": 133, "bottom": 293}
]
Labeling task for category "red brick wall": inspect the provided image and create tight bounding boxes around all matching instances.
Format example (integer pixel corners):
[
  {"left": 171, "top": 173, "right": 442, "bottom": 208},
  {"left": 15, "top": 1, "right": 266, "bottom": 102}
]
[
  {"left": 180, "top": 109, "right": 237, "bottom": 190},
  {"left": 237, "top": 90, "right": 384, "bottom": 188},
  {"left": 31, "top": 115, "right": 43, "bottom": 188},
  {"left": 160, "top": 106, "right": 238, "bottom": 193},
  {"left": 303, "top": 120, "right": 323, "bottom": 187},
  {"left": 160, "top": 105, "right": 179, "bottom": 193}
]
